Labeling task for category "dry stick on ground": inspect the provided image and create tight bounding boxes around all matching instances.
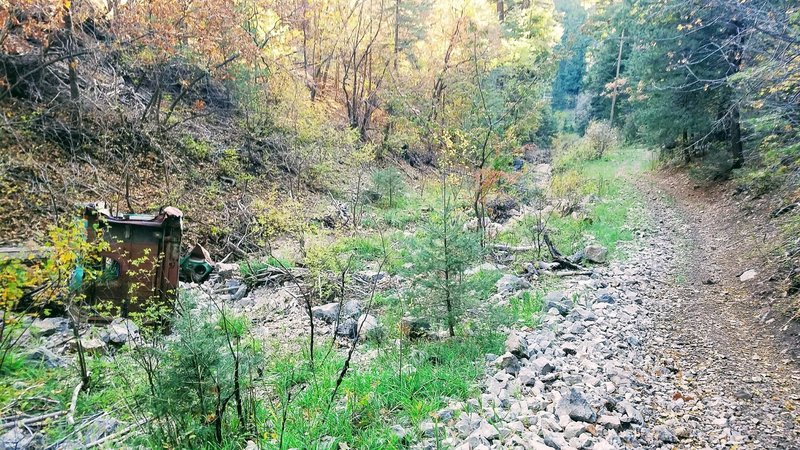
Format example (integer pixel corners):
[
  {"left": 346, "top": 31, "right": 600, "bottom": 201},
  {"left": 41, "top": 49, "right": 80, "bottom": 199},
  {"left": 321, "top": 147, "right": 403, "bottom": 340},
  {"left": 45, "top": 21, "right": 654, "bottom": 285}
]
[
  {"left": 84, "top": 418, "right": 148, "bottom": 449},
  {"left": 491, "top": 232, "right": 587, "bottom": 271},
  {"left": 66, "top": 381, "right": 83, "bottom": 425},
  {"left": 0, "top": 411, "right": 67, "bottom": 431},
  {"left": 541, "top": 232, "right": 586, "bottom": 271},
  {"left": 329, "top": 234, "right": 389, "bottom": 403},
  {"left": 266, "top": 240, "right": 318, "bottom": 369}
]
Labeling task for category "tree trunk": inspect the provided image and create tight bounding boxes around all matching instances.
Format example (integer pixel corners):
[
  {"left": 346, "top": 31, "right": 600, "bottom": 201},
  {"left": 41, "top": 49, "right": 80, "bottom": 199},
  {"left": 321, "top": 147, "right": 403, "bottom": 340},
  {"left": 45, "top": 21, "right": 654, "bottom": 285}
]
[
  {"left": 729, "top": 105, "right": 744, "bottom": 169},
  {"left": 609, "top": 30, "right": 625, "bottom": 127},
  {"left": 394, "top": 0, "right": 400, "bottom": 70}
]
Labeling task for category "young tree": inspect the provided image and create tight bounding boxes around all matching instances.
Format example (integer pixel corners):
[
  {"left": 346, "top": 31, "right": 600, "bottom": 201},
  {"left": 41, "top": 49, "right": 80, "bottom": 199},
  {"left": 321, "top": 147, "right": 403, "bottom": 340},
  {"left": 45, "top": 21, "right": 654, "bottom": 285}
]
[
  {"left": 412, "top": 174, "right": 481, "bottom": 337},
  {"left": 371, "top": 167, "right": 406, "bottom": 208}
]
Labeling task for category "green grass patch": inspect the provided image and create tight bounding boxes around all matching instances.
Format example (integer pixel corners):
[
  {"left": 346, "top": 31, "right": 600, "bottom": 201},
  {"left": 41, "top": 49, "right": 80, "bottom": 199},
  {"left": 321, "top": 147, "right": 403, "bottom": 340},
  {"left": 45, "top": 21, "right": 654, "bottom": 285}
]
[
  {"left": 240, "top": 255, "right": 295, "bottom": 278},
  {"left": 263, "top": 333, "right": 503, "bottom": 449},
  {"left": 505, "top": 291, "right": 544, "bottom": 328}
]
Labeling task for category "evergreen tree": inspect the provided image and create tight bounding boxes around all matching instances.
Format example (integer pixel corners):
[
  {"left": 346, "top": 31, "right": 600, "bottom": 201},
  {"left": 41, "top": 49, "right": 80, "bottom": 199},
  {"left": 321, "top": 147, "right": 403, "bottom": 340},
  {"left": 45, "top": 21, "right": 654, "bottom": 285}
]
[{"left": 551, "top": 0, "right": 590, "bottom": 110}]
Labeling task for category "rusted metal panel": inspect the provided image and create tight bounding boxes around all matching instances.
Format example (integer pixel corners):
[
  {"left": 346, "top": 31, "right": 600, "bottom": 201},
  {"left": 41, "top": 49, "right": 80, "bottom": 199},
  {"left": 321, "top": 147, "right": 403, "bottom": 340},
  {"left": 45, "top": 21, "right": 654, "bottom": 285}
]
[{"left": 84, "top": 203, "right": 183, "bottom": 317}]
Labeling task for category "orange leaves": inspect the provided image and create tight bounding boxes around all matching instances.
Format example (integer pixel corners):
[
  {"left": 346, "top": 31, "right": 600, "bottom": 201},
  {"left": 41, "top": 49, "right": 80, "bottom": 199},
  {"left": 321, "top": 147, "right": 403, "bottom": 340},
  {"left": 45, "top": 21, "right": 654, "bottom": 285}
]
[{"left": 112, "top": 0, "right": 255, "bottom": 70}]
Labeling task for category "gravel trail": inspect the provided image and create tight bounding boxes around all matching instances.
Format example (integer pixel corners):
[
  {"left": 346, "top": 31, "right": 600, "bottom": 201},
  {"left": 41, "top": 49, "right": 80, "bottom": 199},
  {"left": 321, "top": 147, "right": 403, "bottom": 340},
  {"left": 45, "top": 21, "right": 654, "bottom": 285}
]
[{"left": 417, "top": 173, "right": 800, "bottom": 450}]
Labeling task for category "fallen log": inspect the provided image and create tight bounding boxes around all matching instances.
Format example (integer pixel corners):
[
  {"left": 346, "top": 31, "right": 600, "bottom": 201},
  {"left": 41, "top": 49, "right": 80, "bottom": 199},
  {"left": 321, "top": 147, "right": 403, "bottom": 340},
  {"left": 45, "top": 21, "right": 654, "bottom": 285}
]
[
  {"left": 550, "top": 270, "right": 594, "bottom": 277},
  {"left": 490, "top": 244, "right": 537, "bottom": 252},
  {"left": 0, "top": 411, "right": 67, "bottom": 430},
  {"left": 541, "top": 232, "right": 586, "bottom": 271}
]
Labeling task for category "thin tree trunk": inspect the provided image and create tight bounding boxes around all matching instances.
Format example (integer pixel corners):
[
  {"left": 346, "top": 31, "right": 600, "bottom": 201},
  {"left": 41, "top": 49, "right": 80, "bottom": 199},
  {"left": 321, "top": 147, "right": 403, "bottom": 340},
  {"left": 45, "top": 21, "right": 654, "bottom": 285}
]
[
  {"left": 609, "top": 30, "right": 625, "bottom": 127},
  {"left": 729, "top": 105, "right": 744, "bottom": 168}
]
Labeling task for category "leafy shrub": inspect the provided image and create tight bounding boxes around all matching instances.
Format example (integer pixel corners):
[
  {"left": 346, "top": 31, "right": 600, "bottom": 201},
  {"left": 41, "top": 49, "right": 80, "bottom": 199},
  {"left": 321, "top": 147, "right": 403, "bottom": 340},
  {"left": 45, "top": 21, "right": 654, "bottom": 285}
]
[
  {"left": 218, "top": 149, "right": 242, "bottom": 177},
  {"left": 182, "top": 136, "right": 212, "bottom": 160},
  {"left": 251, "top": 190, "right": 305, "bottom": 243},
  {"left": 688, "top": 149, "right": 734, "bottom": 183},
  {"left": 584, "top": 120, "right": 619, "bottom": 159}
]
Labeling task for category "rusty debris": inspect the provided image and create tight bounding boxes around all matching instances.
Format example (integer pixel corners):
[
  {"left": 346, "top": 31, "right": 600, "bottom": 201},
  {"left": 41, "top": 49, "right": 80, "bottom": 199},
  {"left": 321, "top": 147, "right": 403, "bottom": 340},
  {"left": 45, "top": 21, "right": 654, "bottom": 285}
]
[{"left": 83, "top": 202, "right": 183, "bottom": 317}]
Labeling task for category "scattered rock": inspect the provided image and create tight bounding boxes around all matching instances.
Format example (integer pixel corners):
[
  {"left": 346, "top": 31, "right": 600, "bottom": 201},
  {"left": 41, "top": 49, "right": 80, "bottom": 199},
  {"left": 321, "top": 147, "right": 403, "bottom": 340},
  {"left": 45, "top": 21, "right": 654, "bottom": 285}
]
[
  {"left": 340, "top": 300, "right": 363, "bottom": 318},
  {"left": 356, "top": 314, "right": 382, "bottom": 340},
  {"left": 31, "top": 317, "right": 69, "bottom": 336},
  {"left": 584, "top": 244, "right": 608, "bottom": 264},
  {"left": 556, "top": 389, "right": 596, "bottom": 423},
  {"left": 597, "top": 415, "right": 621, "bottom": 430},
  {"left": 470, "top": 420, "right": 499, "bottom": 441},
  {"left": 595, "top": 293, "right": 615, "bottom": 304},
  {"left": 400, "top": 317, "right": 430, "bottom": 340},
  {"left": 70, "top": 338, "right": 107, "bottom": 355},
  {"left": 106, "top": 318, "right": 139, "bottom": 345},
  {"left": 335, "top": 318, "right": 358, "bottom": 339},
  {"left": 225, "top": 279, "right": 248, "bottom": 301},
  {"left": 215, "top": 262, "right": 241, "bottom": 278},
  {"left": 25, "top": 347, "right": 67, "bottom": 368},
  {"left": 618, "top": 401, "right": 643, "bottom": 425},
  {"left": 544, "top": 291, "right": 572, "bottom": 316},
  {"left": 496, "top": 274, "right": 531, "bottom": 294},
  {"left": 654, "top": 425, "right": 678, "bottom": 444},
  {"left": 1, "top": 427, "right": 43, "bottom": 450},
  {"left": 739, "top": 269, "right": 758, "bottom": 282},
  {"left": 354, "top": 270, "right": 386, "bottom": 284},
  {"left": 532, "top": 357, "right": 556, "bottom": 375},
  {"left": 311, "top": 302, "right": 340, "bottom": 323},
  {"left": 495, "top": 352, "right": 521, "bottom": 375},
  {"left": 82, "top": 417, "right": 120, "bottom": 444},
  {"left": 504, "top": 332, "right": 528, "bottom": 358}
]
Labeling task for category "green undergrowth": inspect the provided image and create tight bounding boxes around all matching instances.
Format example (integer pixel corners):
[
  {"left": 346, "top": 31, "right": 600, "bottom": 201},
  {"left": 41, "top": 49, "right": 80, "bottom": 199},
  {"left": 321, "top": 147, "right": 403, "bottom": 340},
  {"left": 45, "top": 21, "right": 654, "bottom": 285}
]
[
  {"left": 264, "top": 333, "right": 503, "bottom": 449},
  {"left": 499, "top": 146, "right": 647, "bottom": 259},
  {"left": 1, "top": 351, "right": 138, "bottom": 446},
  {"left": 240, "top": 256, "right": 295, "bottom": 279}
]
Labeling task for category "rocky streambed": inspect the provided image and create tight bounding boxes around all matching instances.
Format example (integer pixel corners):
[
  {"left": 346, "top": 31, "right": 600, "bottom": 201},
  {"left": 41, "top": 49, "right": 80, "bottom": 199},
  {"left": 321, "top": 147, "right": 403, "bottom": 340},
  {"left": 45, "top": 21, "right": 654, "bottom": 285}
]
[{"left": 415, "top": 189, "right": 800, "bottom": 450}]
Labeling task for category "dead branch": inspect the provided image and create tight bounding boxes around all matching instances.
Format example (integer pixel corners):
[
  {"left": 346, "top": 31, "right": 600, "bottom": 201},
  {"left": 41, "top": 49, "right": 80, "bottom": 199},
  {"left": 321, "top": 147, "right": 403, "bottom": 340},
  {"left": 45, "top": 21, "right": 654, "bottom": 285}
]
[
  {"left": 67, "top": 381, "right": 83, "bottom": 425},
  {"left": 84, "top": 418, "right": 147, "bottom": 449},
  {"left": 0, "top": 411, "right": 67, "bottom": 430}
]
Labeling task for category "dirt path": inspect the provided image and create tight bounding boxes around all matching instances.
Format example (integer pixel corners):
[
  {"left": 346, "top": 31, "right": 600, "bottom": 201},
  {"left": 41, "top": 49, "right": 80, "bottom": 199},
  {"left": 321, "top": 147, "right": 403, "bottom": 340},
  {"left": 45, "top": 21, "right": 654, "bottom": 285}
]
[{"left": 641, "top": 171, "right": 800, "bottom": 448}]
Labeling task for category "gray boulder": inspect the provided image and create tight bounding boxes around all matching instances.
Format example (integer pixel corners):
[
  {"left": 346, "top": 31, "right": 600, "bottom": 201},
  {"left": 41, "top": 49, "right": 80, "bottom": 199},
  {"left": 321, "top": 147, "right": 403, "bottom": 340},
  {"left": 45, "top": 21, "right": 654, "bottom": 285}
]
[
  {"left": 69, "top": 338, "right": 107, "bottom": 355},
  {"left": 495, "top": 352, "right": 521, "bottom": 375},
  {"left": 356, "top": 314, "right": 382, "bottom": 340},
  {"left": 354, "top": 270, "right": 386, "bottom": 284},
  {"left": 25, "top": 347, "right": 67, "bottom": 368},
  {"left": 82, "top": 417, "right": 120, "bottom": 445},
  {"left": 504, "top": 332, "right": 528, "bottom": 358},
  {"left": 400, "top": 317, "right": 430, "bottom": 340},
  {"left": 1, "top": 427, "right": 43, "bottom": 450},
  {"left": 584, "top": 244, "right": 608, "bottom": 264},
  {"left": 556, "top": 389, "right": 596, "bottom": 423},
  {"left": 107, "top": 318, "right": 139, "bottom": 345},
  {"left": 335, "top": 319, "right": 358, "bottom": 339},
  {"left": 544, "top": 291, "right": 572, "bottom": 316},
  {"left": 496, "top": 274, "right": 531, "bottom": 295},
  {"left": 225, "top": 279, "right": 248, "bottom": 302},
  {"left": 31, "top": 317, "right": 69, "bottom": 337},
  {"left": 341, "top": 300, "right": 363, "bottom": 318},
  {"left": 311, "top": 303, "right": 340, "bottom": 323}
]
